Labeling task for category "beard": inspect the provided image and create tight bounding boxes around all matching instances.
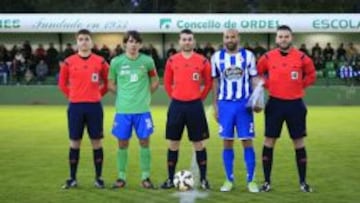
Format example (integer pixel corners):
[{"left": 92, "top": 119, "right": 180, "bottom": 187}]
[
  {"left": 277, "top": 42, "right": 292, "bottom": 51},
  {"left": 182, "top": 46, "right": 193, "bottom": 52},
  {"left": 225, "top": 42, "right": 237, "bottom": 52}
]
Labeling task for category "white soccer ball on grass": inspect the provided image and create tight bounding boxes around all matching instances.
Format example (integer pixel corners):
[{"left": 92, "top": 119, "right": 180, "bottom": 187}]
[{"left": 173, "top": 170, "right": 194, "bottom": 191}]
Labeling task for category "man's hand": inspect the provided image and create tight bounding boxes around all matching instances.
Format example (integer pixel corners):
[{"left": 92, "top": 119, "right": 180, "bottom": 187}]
[{"left": 253, "top": 106, "right": 263, "bottom": 113}]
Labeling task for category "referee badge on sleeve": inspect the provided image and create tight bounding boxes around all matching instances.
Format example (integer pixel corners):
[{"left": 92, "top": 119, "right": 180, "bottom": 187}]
[
  {"left": 291, "top": 71, "right": 299, "bottom": 80},
  {"left": 91, "top": 73, "right": 99, "bottom": 82}
]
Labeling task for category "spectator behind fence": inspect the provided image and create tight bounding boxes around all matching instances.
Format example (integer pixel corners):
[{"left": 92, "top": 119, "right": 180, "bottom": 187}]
[
  {"left": 91, "top": 44, "right": 101, "bottom": 55},
  {"left": 299, "top": 43, "right": 310, "bottom": 56},
  {"left": 312, "top": 43, "right": 322, "bottom": 58},
  {"left": 0, "top": 60, "right": 9, "bottom": 85},
  {"left": 99, "top": 45, "right": 111, "bottom": 62},
  {"left": 114, "top": 44, "right": 124, "bottom": 57},
  {"left": 46, "top": 43, "right": 59, "bottom": 75},
  {"left": 36, "top": 59, "right": 48, "bottom": 84},
  {"left": 24, "top": 68, "right": 34, "bottom": 85},
  {"left": 0, "top": 44, "right": 9, "bottom": 62},
  {"left": 140, "top": 44, "right": 150, "bottom": 55},
  {"left": 203, "top": 42, "right": 215, "bottom": 60},
  {"left": 166, "top": 43, "right": 177, "bottom": 58},
  {"left": 148, "top": 44, "right": 160, "bottom": 72},
  {"left": 13, "top": 51, "right": 26, "bottom": 85},
  {"left": 254, "top": 42, "right": 267, "bottom": 58},
  {"left": 346, "top": 42, "right": 358, "bottom": 62},
  {"left": 323, "top": 43, "right": 334, "bottom": 61},
  {"left": 24, "top": 59, "right": 35, "bottom": 85},
  {"left": 63, "top": 43, "right": 75, "bottom": 58},
  {"left": 10, "top": 45, "right": 19, "bottom": 60},
  {"left": 244, "top": 42, "right": 254, "bottom": 54},
  {"left": 194, "top": 43, "right": 204, "bottom": 55},
  {"left": 339, "top": 62, "right": 354, "bottom": 85},
  {"left": 22, "top": 40, "right": 32, "bottom": 60},
  {"left": 336, "top": 43, "right": 347, "bottom": 60},
  {"left": 35, "top": 44, "right": 46, "bottom": 60},
  {"left": 313, "top": 52, "right": 324, "bottom": 70}
]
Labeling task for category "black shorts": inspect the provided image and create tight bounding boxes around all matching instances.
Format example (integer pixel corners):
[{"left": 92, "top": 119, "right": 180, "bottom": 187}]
[
  {"left": 265, "top": 97, "right": 307, "bottom": 139},
  {"left": 67, "top": 102, "right": 104, "bottom": 140},
  {"left": 166, "top": 99, "right": 209, "bottom": 142}
]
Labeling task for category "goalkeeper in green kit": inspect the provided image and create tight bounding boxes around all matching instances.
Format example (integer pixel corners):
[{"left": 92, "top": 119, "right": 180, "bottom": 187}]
[{"left": 108, "top": 30, "right": 159, "bottom": 189}]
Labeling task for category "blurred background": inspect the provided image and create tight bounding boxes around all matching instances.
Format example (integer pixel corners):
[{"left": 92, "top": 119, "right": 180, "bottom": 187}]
[{"left": 0, "top": 0, "right": 359, "bottom": 104}]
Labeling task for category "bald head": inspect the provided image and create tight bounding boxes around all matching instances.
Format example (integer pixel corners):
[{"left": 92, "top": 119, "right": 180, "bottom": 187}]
[
  {"left": 223, "top": 29, "right": 239, "bottom": 52},
  {"left": 224, "top": 29, "right": 239, "bottom": 36}
]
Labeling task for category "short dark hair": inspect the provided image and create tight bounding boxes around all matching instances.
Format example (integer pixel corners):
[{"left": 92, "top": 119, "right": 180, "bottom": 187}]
[
  {"left": 76, "top": 29, "right": 91, "bottom": 37},
  {"left": 123, "top": 30, "right": 142, "bottom": 44},
  {"left": 277, "top": 25, "right": 292, "bottom": 33},
  {"left": 179, "top": 29, "right": 194, "bottom": 40},
  {"left": 180, "top": 29, "right": 193, "bottom": 35}
]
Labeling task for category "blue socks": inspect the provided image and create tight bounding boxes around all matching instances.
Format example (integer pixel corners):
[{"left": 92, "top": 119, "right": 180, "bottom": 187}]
[
  {"left": 244, "top": 146, "right": 256, "bottom": 183},
  {"left": 222, "top": 148, "right": 234, "bottom": 182},
  {"left": 223, "top": 146, "right": 256, "bottom": 183}
]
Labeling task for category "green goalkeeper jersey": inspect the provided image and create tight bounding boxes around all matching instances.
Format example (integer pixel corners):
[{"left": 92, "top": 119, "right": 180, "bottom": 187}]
[{"left": 109, "top": 53, "right": 155, "bottom": 113}]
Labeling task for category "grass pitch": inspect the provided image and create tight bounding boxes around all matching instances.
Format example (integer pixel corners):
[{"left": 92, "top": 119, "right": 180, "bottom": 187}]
[{"left": 0, "top": 105, "right": 359, "bottom": 203}]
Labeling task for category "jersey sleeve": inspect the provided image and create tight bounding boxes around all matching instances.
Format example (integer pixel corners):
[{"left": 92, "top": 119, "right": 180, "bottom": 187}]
[
  {"left": 146, "top": 57, "right": 158, "bottom": 78},
  {"left": 58, "top": 61, "right": 70, "bottom": 98},
  {"left": 211, "top": 53, "right": 220, "bottom": 78},
  {"left": 257, "top": 54, "right": 269, "bottom": 88},
  {"left": 164, "top": 58, "right": 174, "bottom": 98},
  {"left": 100, "top": 59, "right": 109, "bottom": 96},
  {"left": 201, "top": 58, "right": 213, "bottom": 100},
  {"left": 302, "top": 55, "right": 316, "bottom": 88},
  {"left": 146, "top": 57, "right": 156, "bottom": 71}
]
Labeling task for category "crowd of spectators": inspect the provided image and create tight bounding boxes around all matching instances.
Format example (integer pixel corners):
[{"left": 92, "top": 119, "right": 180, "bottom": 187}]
[{"left": 0, "top": 40, "right": 359, "bottom": 85}]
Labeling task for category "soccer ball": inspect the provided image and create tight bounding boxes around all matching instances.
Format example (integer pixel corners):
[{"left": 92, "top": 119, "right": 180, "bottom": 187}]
[{"left": 173, "top": 170, "right": 194, "bottom": 191}]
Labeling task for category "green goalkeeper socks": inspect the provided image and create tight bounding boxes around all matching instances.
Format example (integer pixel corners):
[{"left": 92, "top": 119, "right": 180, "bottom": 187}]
[
  {"left": 117, "top": 148, "right": 128, "bottom": 180},
  {"left": 117, "top": 147, "right": 151, "bottom": 181},
  {"left": 140, "top": 147, "right": 151, "bottom": 180}
]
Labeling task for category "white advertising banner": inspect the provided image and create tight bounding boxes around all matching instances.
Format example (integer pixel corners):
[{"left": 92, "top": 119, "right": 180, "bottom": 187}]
[{"left": 0, "top": 13, "right": 359, "bottom": 33}]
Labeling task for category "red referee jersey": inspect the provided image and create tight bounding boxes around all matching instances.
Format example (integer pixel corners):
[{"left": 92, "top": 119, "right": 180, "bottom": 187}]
[
  {"left": 257, "top": 48, "right": 316, "bottom": 100},
  {"left": 164, "top": 52, "right": 212, "bottom": 101},
  {"left": 58, "top": 53, "right": 109, "bottom": 103}
]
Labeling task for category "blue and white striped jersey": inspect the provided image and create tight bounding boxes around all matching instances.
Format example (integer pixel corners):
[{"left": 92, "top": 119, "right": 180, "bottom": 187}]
[{"left": 211, "top": 48, "right": 257, "bottom": 100}]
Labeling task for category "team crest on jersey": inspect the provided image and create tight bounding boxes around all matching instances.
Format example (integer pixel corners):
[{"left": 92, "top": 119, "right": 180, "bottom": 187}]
[
  {"left": 91, "top": 73, "right": 99, "bottom": 82},
  {"left": 192, "top": 72, "right": 200, "bottom": 81},
  {"left": 291, "top": 71, "right": 299, "bottom": 80},
  {"left": 237, "top": 55, "right": 244, "bottom": 63},
  {"left": 224, "top": 66, "right": 243, "bottom": 80}
]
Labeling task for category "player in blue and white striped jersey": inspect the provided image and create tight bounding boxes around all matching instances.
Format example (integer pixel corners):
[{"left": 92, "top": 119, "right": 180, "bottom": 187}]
[{"left": 211, "top": 29, "right": 260, "bottom": 192}]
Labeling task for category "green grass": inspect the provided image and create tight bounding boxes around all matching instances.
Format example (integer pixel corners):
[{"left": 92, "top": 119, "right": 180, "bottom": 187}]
[{"left": 0, "top": 105, "right": 359, "bottom": 203}]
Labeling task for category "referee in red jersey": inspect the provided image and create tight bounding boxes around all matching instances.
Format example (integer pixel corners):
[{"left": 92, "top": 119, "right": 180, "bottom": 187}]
[
  {"left": 160, "top": 29, "right": 212, "bottom": 190},
  {"left": 58, "top": 29, "right": 109, "bottom": 189},
  {"left": 257, "top": 25, "right": 316, "bottom": 192}
]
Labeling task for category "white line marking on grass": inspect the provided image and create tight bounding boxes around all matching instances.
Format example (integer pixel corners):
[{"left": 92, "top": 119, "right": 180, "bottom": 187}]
[
  {"left": 172, "top": 151, "right": 208, "bottom": 203},
  {"left": 172, "top": 190, "right": 208, "bottom": 203},
  {"left": 172, "top": 106, "right": 213, "bottom": 203}
]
